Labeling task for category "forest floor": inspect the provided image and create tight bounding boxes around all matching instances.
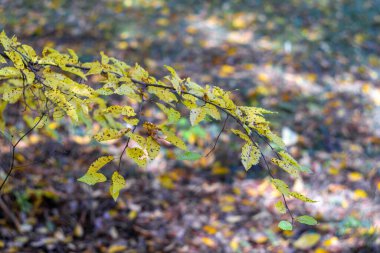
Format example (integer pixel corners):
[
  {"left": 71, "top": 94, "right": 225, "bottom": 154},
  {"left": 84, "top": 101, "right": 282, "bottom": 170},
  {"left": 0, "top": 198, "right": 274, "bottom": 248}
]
[{"left": 0, "top": 1, "right": 380, "bottom": 252}]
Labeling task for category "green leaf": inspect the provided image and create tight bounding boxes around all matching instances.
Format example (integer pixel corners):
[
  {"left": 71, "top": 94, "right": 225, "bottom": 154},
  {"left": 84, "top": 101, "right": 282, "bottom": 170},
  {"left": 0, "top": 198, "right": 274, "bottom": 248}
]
[
  {"left": 176, "top": 151, "right": 202, "bottom": 161},
  {"left": 278, "top": 220, "right": 293, "bottom": 231},
  {"left": 296, "top": 215, "right": 318, "bottom": 225}
]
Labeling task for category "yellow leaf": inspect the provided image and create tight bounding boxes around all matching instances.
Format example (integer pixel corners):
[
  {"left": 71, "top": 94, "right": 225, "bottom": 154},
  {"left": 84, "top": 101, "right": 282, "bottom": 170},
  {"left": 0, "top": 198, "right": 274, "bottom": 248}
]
[
  {"left": 162, "top": 129, "right": 187, "bottom": 150},
  {"left": 211, "top": 165, "right": 230, "bottom": 175},
  {"left": 22, "top": 44, "right": 37, "bottom": 62},
  {"left": 108, "top": 245, "right": 127, "bottom": 253},
  {"left": 3, "top": 87, "right": 22, "bottom": 103},
  {"left": 278, "top": 151, "right": 302, "bottom": 171},
  {"left": 203, "top": 225, "right": 217, "bottom": 235},
  {"left": 45, "top": 89, "right": 78, "bottom": 122},
  {"left": 181, "top": 94, "right": 197, "bottom": 109},
  {"left": 0, "top": 67, "right": 21, "bottom": 78},
  {"left": 267, "top": 131, "right": 286, "bottom": 150},
  {"left": 272, "top": 158, "right": 300, "bottom": 178},
  {"left": 115, "top": 83, "right": 140, "bottom": 100},
  {"left": 185, "top": 78, "right": 204, "bottom": 96},
  {"left": 148, "top": 86, "right": 178, "bottom": 103},
  {"left": 271, "top": 179, "right": 290, "bottom": 196},
  {"left": 241, "top": 142, "right": 260, "bottom": 171},
  {"left": 6, "top": 50, "right": 25, "bottom": 69},
  {"left": 201, "top": 237, "right": 217, "bottom": 248},
  {"left": 229, "top": 238, "right": 239, "bottom": 251},
  {"left": 146, "top": 136, "right": 160, "bottom": 159},
  {"left": 87, "top": 156, "right": 114, "bottom": 173},
  {"left": 156, "top": 103, "right": 181, "bottom": 123},
  {"left": 100, "top": 51, "right": 110, "bottom": 65},
  {"left": 0, "top": 54, "right": 6, "bottom": 63},
  {"left": 289, "top": 191, "right": 317, "bottom": 203},
  {"left": 130, "top": 63, "right": 149, "bottom": 81},
  {"left": 257, "top": 73, "right": 270, "bottom": 83},
  {"left": 353, "top": 189, "right": 368, "bottom": 200},
  {"left": 67, "top": 48, "right": 78, "bottom": 63},
  {"left": 221, "top": 204, "right": 235, "bottom": 212},
  {"left": 323, "top": 236, "right": 339, "bottom": 247},
  {"left": 110, "top": 171, "right": 126, "bottom": 201},
  {"left": 219, "top": 65, "right": 235, "bottom": 77},
  {"left": 253, "top": 233, "right": 268, "bottom": 244},
  {"left": 0, "top": 31, "right": 13, "bottom": 50},
  {"left": 230, "top": 128, "right": 251, "bottom": 143},
  {"left": 127, "top": 133, "right": 146, "bottom": 148},
  {"left": 274, "top": 200, "right": 286, "bottom": 214},
  {"left": 103, "top": 105, "right": 136, "bottom": 117},
  {"left": 348, "top": 172, "right": 363, "bottom": 182},
  {"left": 93, "top": 128, "right": 130, "bottom": 142},
  {"left": 315, "top": 248, "right": 328, "bottom": 253},
  {"left": 204, "top": 103, "right": 221, "bottom": 120},
  {"left": 159, "top": 175, "right": 174, "bottom": 189},
  {"left": 190, "top": 107, "right": 207, "bottom": 125},
  {"left": 126, "top": 147, "right": 147, "bottom": 167},
  {"left": 82, "top": 61, "right": 103, "bottom": 75},
  {"left": 293, "top": 233, "right": 321, "bottom": 250},
  {"left": 77, "top": 171, "right": 107, "bottom": 185},
  {"left": 124, "top": 117, "right": 139, "bottom": 126},
  {"left": 61, "top": 65, "right": 87, "bottom": 80},
  {"left": 78, "top": 155, "right": 113, "bottom": 185},
  {"left": 164, "top": 65, "right": 182, "bottom": 94}
]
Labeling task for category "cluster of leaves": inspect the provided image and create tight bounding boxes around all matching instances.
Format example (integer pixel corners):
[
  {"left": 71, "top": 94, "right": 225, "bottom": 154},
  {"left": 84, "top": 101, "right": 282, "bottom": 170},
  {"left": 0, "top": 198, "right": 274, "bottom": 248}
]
[{"left": 0, "top": 31, "right": 317, "bottom": 230}]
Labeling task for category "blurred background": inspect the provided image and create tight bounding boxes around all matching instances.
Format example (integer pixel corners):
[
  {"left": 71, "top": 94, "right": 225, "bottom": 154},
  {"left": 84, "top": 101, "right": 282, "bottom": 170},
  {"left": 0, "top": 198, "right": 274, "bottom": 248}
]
[{"left": 0, "top": 0, "right": 380, "bottom": 252}]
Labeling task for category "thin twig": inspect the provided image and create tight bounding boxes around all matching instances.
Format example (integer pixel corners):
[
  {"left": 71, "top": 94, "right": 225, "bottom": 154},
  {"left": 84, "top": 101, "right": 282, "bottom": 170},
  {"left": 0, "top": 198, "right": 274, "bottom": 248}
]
[
  {"left": 205, "top": 114, "right": 229, "bottom": 157},
  {"left": 117, "top": 90, "right": 146, "bottom": 172},
  {"left": 0, "top": 112, "right": 46, "bottom": 193}
]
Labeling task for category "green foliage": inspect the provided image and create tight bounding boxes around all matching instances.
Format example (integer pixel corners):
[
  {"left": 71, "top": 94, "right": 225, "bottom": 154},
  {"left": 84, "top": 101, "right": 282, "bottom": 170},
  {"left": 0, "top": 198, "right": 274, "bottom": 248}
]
[
  {"left": 296, "top": 215, "right": 318, "bottom": 226},
  {"left": 176, "top": 151, "right": 202, "bottom": 161},
  {"left": 0, "top": 31, "right": 317, "bottom": 229},
  {"left": 278, "top": 220, "right": 293, "bottom": 231}
]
